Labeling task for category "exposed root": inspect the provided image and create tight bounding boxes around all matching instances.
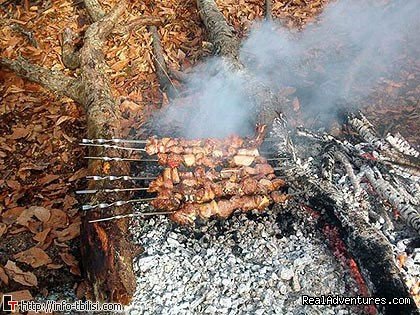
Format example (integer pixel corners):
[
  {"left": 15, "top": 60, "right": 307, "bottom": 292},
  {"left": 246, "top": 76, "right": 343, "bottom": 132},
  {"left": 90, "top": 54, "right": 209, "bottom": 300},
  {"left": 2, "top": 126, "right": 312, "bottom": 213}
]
[
  {"left": 0, "top": 56, "right": 84, "bottom": 104},
  {"left": 196, "top": 0, "right": 241, "bottom": 64},
  {"left": 84, "top": 0, "right": 106, "bottom": 22},
  {"left": 62, "top": 28, "right": 81, "bottom": 70},
  {"left": 149, "top": 25, "right": 178, "bottom": 99}
]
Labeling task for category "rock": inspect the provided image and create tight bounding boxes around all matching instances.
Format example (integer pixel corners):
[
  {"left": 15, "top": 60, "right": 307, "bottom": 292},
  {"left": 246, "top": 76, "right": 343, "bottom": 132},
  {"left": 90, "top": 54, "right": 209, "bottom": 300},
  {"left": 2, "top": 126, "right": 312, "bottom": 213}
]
[
  {"left": 280, "top": 268, "right": 294, "bottom": 281},
  {"left": 280, "top": 285, "right": 288, "bottom": 294},
  {"left": 292, "top": 274, "right": 301, "bottom": 292},
  {"left": 220, "top": 297, "right": 232, "bottom": 308}
]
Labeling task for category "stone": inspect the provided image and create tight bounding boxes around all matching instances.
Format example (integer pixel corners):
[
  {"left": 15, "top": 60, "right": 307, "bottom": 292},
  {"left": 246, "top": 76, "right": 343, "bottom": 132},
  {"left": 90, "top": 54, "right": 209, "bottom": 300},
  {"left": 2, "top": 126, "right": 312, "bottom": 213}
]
[{"left": 280, "top": 268, "right": 294, "bottom": 281}]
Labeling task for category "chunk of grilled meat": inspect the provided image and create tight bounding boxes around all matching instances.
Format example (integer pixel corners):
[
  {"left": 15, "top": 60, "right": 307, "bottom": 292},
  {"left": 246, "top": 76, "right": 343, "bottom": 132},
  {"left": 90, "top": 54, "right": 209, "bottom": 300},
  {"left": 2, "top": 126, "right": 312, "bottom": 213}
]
[
  {"left": 148, "top": 162, "right": 277, "bottom": 193},
  {"left": 169, "top": 194, "right": 288, "bottom": 225},
  {"left": 149, "top": 172, "right": 285, "bottom": 210}
]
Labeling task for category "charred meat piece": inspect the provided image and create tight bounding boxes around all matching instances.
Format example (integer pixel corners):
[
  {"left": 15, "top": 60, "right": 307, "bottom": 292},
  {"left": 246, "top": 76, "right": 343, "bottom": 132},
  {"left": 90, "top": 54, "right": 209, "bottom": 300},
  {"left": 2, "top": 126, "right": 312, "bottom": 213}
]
[{"left": 170, "top": 194, "right": 278, "bottom": 225}]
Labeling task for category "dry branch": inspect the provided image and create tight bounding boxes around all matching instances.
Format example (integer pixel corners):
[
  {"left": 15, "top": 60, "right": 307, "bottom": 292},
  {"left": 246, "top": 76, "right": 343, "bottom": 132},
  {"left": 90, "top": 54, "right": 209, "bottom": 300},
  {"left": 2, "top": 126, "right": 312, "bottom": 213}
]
[
  {"left": 265, "top": 0, "right": 272, "bottom": 21},
  {"left": 195, "top": 0, "right": 284, "bottom": 128},
  {"left": 78, "top": 1, "right": 137, "bottom": 304},
  {"left": 62, "top": 28, "right": 81, "bottom": 70},
  {"left": 0, "top": 56, "right": 84, "bottom": 103},
  {"left": 84, "top": 0, "right": 106, "bottom": 22},
  {"left": 196, "top": 0, "right": 241, "bottom": 64},
  {"left": 149, "top": 25, "right": 177, "bottom": 99}
]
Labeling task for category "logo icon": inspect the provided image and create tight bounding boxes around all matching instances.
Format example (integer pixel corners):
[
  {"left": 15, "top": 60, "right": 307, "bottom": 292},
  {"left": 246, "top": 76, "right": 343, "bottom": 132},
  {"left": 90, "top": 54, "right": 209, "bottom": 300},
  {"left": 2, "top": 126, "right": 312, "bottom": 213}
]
[{"left": 2, "top": 295, "right": 18, "bottom": 312}]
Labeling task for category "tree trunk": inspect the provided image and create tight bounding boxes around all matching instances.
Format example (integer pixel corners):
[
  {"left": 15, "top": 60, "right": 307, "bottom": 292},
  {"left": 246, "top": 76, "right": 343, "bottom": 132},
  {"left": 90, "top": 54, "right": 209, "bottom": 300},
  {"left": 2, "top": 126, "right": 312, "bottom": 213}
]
[{"left": 1, "top": 1, "right": 138, "bottom": 304}]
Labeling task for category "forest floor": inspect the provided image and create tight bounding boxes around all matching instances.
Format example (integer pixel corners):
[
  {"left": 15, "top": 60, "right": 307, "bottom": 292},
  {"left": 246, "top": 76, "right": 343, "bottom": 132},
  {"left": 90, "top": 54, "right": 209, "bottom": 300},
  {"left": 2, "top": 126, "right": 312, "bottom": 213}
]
[{"left": 0, "top": 0, "right": 418, "bottom": 303}]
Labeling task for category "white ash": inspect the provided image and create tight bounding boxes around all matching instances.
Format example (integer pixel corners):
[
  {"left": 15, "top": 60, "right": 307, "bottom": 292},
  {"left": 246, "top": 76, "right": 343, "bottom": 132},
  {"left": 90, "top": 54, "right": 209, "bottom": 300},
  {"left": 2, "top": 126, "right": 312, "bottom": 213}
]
[{"left": 127, "top": 207, "right": 360, "bottom": 314}]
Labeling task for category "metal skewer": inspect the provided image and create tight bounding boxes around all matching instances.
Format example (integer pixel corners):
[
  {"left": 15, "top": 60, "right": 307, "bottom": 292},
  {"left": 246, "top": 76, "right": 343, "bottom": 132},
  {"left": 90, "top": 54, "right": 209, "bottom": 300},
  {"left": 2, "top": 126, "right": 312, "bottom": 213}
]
[
  {"left": 85, "top": 156, "right": 157, "bottom": 162},
  {"left": 82, "top": 138, "right": 148, "bottom": 144},
  {"left": 82, "top": 197, "right": 156, "bottom": 210},
  {"left": 82, "top": 137, "right": 279, "bottom": 144},
  {"left": 86, "top": 175, "right": 156, "bottom": 181},
  {"left": 76, "top": 187, "right": 150, "bottom": 194},
  {"left": 88, "top": 211, "right": 175, "bottom": 223},
  {"left": 80, "top": 143, "right": 146, "bottom": 152}
]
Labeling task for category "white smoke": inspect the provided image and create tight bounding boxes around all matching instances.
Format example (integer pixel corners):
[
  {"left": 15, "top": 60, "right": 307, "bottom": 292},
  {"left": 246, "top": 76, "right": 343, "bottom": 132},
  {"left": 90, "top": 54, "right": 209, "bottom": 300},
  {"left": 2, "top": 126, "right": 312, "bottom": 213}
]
[{"left": 153, "top": 0, "right": 419, "bottom": 138}]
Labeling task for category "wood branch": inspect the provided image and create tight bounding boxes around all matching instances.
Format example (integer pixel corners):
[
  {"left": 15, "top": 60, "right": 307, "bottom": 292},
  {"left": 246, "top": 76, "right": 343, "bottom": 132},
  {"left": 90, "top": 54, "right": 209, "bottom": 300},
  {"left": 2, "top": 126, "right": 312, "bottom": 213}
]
[
  {"left": 84, "top": 0, "right": 105, "bottom": 22},
  {"left": 62, "top": 28, "right": 81, "bottom": 70},
  {"left": 265, "top": 0, "right": 272, "bottom": 21},
  {"left": 196, "top": 0, "right": 241, "bottom": 64},
  {"left": 195, "top": 0, "right": 285, "bottom": 128},
  {"left": 364, "top": 167, "right": 420, "bottom": 235},
  {"left": 9, "top": 22, "right": 38, "bottom": 47},
  {"left": 347, "top": 112, "right": 420, "bottom": 169},
  {"left": 0, "top": 56, "right": 84, "bottom": 104},
  {"left": 149, "top": 25, "right": 177, "bottom": 99},
  {"left": 77, "top": 1, "right": 138, "bottom": 305},
  {"left": 127, "top": 16, "right": 163, "bottom": 31},
  {"left": 302, "top": 177, "right": 418, "bottom": 315}
]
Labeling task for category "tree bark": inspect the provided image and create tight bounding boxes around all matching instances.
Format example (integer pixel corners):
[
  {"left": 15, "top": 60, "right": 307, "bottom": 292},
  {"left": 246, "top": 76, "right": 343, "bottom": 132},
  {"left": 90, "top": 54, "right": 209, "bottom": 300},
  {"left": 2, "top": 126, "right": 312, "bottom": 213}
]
[
  {"left": 149, "top": 25, "right": 177, "bottom": 99},
  {"left": 1, "top": 0, "right": 138, "bottom": 304},
  {"left": 78, "top": 1, "right": 138, "bottom": 304}
]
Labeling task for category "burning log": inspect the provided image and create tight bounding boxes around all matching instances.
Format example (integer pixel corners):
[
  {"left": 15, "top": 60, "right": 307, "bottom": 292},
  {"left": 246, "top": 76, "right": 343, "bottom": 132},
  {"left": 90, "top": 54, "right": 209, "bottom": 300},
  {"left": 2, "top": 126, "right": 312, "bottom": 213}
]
[
  {"left": 364, "top": 167, "right": 420, "bottom": 235},
  {"left": 271, "top": 118, "right": 419, "bottom": 314}
]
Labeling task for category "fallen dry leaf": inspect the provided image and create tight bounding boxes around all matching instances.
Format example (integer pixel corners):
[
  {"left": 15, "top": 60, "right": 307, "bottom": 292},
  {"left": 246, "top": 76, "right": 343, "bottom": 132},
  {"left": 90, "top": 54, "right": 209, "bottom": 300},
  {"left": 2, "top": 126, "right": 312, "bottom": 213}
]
[
  {"left": 6, "top": 179, "right": 21, "bottom": 190},
  {"left": 2, "top": 206, "right": 25, "bottom": 224},
  {"left": 14, "top": 247, "right": 52, "bottom": 268},
  {"left": 0, "top": 265, "right": 9, "bottom": 285},
  {"left": 68, "top": 168, "right": 88, "bottom": 182},
  {"left": 56, "top": 222, "right": 80, "bottom": 242},
  {"left": 59, "top": 252, "right": 81, "bottom": 276},
  {"left": 33, "top": 228, "right": 51, "bottom": 244},
  {"left": 30, "top": 206, "right": 51, "bottom": 223},
  {"left": 16, "top": 206, "right": 50, "bottom": 228},
  {"left": 9, "top": 127, "right": 29, "bottom": 140},
  {"left": 62, "top": 195, "right": 78, "bottom": 210},
  {"left": 38, "top": 174, "right": 60, "bottom": 185},
  {"left": 4, "top": 260, "right": 38, "bottom": 286},
  {"left": 55, "top": 115, "right": 75, "bottom": 126},
  {"left": 46, "top": 263, "right": 63, "bottom": 270},
  {"left": 0, "top": 222, "right": 7, "bottom": 238},
  {"left": 44, "top": 209, "right": 68, "bottom": 229},
  {"left": 4, "top": 289, "right": 33, "bottom": 301}
]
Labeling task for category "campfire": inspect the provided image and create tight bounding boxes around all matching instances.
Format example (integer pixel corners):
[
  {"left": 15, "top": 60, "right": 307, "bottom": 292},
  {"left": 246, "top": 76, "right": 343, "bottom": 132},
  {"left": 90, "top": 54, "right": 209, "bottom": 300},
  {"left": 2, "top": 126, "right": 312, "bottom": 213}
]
[{"left": 78, "top": 109, "right": 420, "bottom": 314}]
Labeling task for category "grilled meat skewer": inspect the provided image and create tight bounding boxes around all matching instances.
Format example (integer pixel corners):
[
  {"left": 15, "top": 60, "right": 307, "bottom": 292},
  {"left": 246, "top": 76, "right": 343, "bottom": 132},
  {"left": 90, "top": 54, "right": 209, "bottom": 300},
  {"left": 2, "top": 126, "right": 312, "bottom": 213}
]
[
  {"left": 170, "top": 192, "right": 288, "bottom": 225},
  {"left": 151, "top": 176, "right": 286, "bottom": 210}
]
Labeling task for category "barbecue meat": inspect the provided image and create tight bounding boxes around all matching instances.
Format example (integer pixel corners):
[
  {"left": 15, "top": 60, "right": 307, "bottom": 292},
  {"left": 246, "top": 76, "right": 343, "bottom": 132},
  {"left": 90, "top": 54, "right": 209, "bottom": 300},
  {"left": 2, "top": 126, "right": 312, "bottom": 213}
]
[{"left": 169, "top": 195, "right": 276, "bottom": 225}]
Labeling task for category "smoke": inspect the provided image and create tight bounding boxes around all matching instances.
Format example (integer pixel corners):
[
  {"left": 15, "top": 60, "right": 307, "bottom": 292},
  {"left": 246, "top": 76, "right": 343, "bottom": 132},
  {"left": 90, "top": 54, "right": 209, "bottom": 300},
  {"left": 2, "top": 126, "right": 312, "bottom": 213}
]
[{"left": 154, "top": 0, "right": 419, "bottom": 138}]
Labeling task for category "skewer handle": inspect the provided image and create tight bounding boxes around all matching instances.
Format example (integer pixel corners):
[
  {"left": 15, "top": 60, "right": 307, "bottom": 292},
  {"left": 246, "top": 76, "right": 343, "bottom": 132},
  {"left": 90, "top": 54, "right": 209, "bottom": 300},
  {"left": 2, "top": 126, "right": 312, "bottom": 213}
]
[
  {"left": 76, "top": 187, "right": 150, "bottom": 194},
  {"left": 88, "top": 211, "right": 174, "bottom": 223},
  {"left": 82, "top": 197, "right": 156, "bottom": 210},
  {"left": 80, "top": 143, "right": 146, "bottom": 152},
  {"left": 82, "top": 138, "right": 148, "bottom": 144}
]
